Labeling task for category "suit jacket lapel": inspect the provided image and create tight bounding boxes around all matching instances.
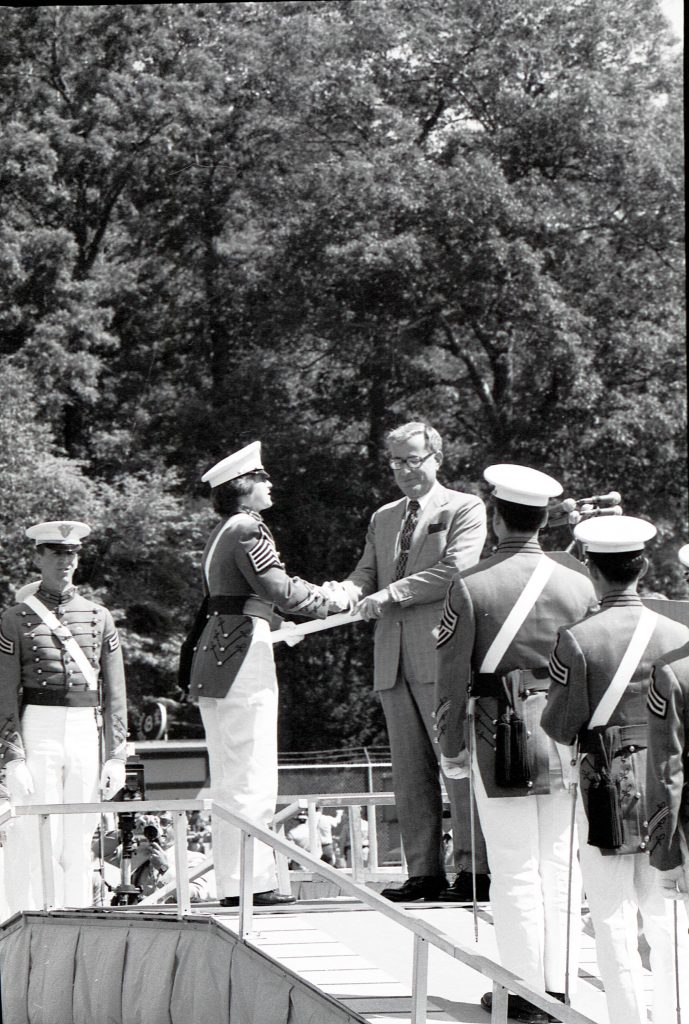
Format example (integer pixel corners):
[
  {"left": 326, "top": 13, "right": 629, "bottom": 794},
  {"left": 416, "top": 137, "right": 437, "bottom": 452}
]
[{"left": 407, "top": 486, "right": 447, "bottom": 570}]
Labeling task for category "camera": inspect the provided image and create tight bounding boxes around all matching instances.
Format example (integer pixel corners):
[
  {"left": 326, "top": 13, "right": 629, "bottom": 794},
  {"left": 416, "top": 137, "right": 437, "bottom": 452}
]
[{"left": 142, "top": 823, "right": 159, "bottom": 843}]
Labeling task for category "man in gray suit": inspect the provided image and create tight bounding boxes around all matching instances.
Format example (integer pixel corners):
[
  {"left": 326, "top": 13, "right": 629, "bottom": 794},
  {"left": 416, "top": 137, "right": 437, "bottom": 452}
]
[{"left": 325, "top": 422, "right": 489, "bottom": 901}]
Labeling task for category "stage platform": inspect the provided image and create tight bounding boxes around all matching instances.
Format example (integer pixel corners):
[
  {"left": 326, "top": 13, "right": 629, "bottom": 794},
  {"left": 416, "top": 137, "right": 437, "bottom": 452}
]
[{"left": 0, "top": 892, "right": 626, "bottom": 1024}]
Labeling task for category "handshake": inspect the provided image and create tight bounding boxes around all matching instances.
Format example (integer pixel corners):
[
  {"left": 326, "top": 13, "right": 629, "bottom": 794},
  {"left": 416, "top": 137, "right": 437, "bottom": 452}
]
[{"left": 318, "top": 581, "right": 394, "bottom": 621}]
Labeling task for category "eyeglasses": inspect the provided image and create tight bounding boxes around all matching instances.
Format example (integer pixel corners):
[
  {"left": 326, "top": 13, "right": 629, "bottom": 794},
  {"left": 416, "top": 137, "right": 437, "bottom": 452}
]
[
  {"left": 388, "top": 452, "right": 435, "bottom": 471},
  {"left": 249, "top": 471, "right": 271, "bottom": 482}
]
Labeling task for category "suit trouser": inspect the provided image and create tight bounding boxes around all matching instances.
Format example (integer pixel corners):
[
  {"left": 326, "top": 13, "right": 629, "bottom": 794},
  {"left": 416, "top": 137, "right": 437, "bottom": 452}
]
[
  {"left": 199, "top": 619, "right": 279, "bottom": 898},
  {"left": 474, "top": 761, "right": 580, "bottom": 995},
  {"left": 4, "top": 706, "right": 100, "bottom": 913},
  {"left": 578, "top": 802, "right": 689, "bottom": 1024},
  {"left": 380, "top": 672, "right": 488, "bottom": 877}
]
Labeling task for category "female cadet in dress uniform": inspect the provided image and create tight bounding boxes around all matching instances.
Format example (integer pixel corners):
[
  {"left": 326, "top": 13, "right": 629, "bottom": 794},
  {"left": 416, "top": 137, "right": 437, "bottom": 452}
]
[
  {"left": 542, "top": 519, "right": 689, "bottom": 1024},
  {"left": 185, "top": 442, "right": 328, "bottom": 906}
]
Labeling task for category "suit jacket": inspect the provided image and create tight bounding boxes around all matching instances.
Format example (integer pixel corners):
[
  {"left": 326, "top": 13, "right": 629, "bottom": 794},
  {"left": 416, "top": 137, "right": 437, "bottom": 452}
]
[
  {"left": 646, "top": 642, "right": 689, "bottom": 871},
  {"left": 542, "top": 595, "right": 689, "bottom": 855},
  {"left": 435, "top": 539, "right": 596, "bottom": 796},
  {"left": 342, "top": 483, "right": 486, "bottom": 690}
]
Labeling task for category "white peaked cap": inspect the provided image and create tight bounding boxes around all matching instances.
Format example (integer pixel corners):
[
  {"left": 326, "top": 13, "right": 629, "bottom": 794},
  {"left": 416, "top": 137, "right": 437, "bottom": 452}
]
[
  {"left": 677, "top": 544, "right": 689, "bottom": 568},
  {"left": 484, "top": 464, "right": 562, "bottom": 507},
  {"left": 574, "top": 515, "right": 656, "bottom": 553},
  {"left": 25, "top": 521, "right": 91, "bottom": 546},
  {"left": 202, "top": 441, "right": 263, "bottom": 488}
]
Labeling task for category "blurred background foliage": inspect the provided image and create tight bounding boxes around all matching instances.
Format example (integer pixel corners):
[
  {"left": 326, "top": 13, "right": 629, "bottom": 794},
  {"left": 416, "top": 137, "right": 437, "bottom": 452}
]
[{"left": 0, "top": 1, "right": 685, "bottom": 747}]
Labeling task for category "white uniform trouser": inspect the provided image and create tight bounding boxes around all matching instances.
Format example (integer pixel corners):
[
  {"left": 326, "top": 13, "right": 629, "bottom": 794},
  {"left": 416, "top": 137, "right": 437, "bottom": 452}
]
[
  {"left": 4, "top": 706, "right": 100, "bottom": 913},
  {"left": 578, "top": 802, "right": 689, "bottom": 1024},
  {"left": 473, "top": 746, "right": 580, "bottom": 995},
  {"left": 199, "top": 619, "right": 278, "bottom": 898}
]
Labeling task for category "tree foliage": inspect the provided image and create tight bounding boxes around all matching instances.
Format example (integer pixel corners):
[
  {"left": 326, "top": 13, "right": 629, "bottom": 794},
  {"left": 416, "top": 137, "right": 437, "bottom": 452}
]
[{"left": 0, "top": 1, "right": 685, "bottom": 746}]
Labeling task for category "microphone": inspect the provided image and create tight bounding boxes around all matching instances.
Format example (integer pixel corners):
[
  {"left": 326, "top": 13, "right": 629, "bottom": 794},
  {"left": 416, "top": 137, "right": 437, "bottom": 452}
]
[
  {"left": 548, "top": 497, "right": 577, "bottom": 518},
  {"left": 576, "top": 491, "right": 621, "bottom": 508},
  {"left": 569, "top": 506, "right": 623, "bottom": 526}
]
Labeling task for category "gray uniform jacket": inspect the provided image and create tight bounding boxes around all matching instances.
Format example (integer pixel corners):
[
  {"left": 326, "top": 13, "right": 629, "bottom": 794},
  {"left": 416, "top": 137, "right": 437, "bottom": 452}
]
[{"left": 187, "top": 510, "right": 327, "bottom": 701}]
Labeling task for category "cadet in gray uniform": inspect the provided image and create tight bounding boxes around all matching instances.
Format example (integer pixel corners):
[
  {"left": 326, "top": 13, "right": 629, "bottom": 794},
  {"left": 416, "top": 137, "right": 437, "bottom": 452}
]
[
  {"left": 0, "top": 521, "right": 127, "bottom": 912},
  {"left": 185, "top": 442, "right": 328, "bottom": 906},
  {"left": 542, "top": 518, "right": 689, "bottom": 1024},
  {"left": 436, "top": 465, "right": 596, "bottom": 1024}
]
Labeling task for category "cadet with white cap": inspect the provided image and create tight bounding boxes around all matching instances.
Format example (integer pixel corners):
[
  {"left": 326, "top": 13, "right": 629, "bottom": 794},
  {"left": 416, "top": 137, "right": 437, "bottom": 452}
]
[
  {"left": 645, "top": 545, "right": 689, "bottom": 927},
  {"left": 0, "top": 520, "right": 127, "bottom": 913},
  {"left": 435, "top": 464, "right": 597, "bottom": 1024},
  {"left": 184, "top": 441, "right": 328, "bottom": 907},
  {"left": 542, "top": 516, "right": 689, "bottom": 1024}
]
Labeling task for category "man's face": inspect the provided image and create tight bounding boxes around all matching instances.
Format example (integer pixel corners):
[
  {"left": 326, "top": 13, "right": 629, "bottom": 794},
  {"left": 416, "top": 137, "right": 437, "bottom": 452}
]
[
  {"left": 388, "top": 432, "right": 441, "bottom": 500},
  {"left": 34, "top": 544, "right": 80, "bottom": 592}
]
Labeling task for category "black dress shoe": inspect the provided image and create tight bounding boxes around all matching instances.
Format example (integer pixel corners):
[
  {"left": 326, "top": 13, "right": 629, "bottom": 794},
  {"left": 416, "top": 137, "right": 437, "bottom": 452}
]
[
  {"left": 380, "top": 876, "right": 446, "bottom": 902},
  {"left": 438, "top": 870, "right": 491, "bottom": 902},
  {"left": 220, "top": 890, "right": 297, "bottom": 907},
  {"left": 480, "top": 992, "right": 550, "bottom": 1023}
]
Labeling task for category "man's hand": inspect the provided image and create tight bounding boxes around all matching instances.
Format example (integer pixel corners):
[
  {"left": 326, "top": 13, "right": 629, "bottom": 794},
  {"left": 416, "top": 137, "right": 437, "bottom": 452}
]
[
  {"left": 440, "top": 751, "right": 470, "bottom": 780},
  {"left": 355, "top": 589, "right": 392, "bottom": 620},
  {"left": 656, "top": 863, "right": 689, "bottom": 900},
  {"left": 6, "top": 759, "right": 35, "bottom": 797},
  {"left": 321, "top": 581, "right": 352, "bottom": 613},
  {"left": 100, "top": 759, "right": 126, "bottom": 800}
]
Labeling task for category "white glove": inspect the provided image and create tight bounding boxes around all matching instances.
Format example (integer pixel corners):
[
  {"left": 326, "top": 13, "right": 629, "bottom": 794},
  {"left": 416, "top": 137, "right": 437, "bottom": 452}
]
[
  {"left": 441, "top": 751, "right": 470, "bottom": 780},
  {"left": 100, "top": 759, "right": 126, "bottom": 800},
  {"left": 6, "top": 759, "right": 35, "bottom": 797},
  {"left": 321, "top": 581, "right": 352, "bottom": 614},
  {"left": 280, "top": 621, "right": 304, "bottom": 647},
  {"left": 656, "top": 863, "right": 689, "bottom": 901}
]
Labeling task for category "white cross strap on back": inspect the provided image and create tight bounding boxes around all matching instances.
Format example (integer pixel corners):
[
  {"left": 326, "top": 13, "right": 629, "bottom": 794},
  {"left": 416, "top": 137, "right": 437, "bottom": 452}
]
[
  {"left": 479, "top": 555, "right": 556, "bottom": 673},
  {"left": 23, "top": 595, "right": 99, "bottom": 691},
  {"left": 589, "top": 607, "right": 659, "bottom": 729},
  {"left": 203, "top": 518, "right": 236, "bottom": 586}
]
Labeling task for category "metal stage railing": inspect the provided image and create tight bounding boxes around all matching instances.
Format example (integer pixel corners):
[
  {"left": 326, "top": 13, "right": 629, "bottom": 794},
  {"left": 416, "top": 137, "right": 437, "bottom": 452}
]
[{"left": 0, "top": 795, "right": 599, "bottom": 1024}]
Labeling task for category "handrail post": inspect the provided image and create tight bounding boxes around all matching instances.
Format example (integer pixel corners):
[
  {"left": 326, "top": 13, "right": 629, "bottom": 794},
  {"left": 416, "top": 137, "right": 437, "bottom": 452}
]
[
  {"left": 349, "top": 804, "right": 364, "bottom": 881},
  {"left": 172, "top": 809, "right": 190, "bottom": 918},
  {"left": 238, "top": 829, "right": 254, "bottom": 939},
  {"left": 307, "top": 800, "right": 319, "bottom": 857},
  {"left": 275, "top": 824, "right": 291, "bottom": 895},
  {"left": 492, "top": 981, "right": 509, "bottom": 1022},
  {"left": 38, "top": 813, "right": 56, "bottom": 910},
  {"left": 411, "top": 934, "right": 428, "bottom": 1024}
]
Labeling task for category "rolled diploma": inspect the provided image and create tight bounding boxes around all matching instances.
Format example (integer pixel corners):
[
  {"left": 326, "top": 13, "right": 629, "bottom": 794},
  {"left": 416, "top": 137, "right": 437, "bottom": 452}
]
[{"left": 271, "top": 610, "right": 363, "bottom": 644}]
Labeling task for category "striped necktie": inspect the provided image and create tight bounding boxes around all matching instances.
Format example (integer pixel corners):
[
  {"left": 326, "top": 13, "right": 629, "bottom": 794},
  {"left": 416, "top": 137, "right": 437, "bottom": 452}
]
[{"left": 393, "top": 500, "right": 420, "bottom": 581}]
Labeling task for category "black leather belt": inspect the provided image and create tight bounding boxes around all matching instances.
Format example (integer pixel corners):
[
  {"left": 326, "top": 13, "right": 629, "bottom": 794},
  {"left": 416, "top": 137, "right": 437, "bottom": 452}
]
[
  {"left": 471, "top": 666, "right": 551, "bottom": 699},
  {"left": 579, "top": 722, "right": 647, "bottom": 756},
  {"left": 23, "top": 689, "right": 100, "bottom": 708}
]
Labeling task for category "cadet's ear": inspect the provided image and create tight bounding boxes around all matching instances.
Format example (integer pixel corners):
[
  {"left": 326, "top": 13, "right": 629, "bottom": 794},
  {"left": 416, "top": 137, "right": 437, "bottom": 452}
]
[{"left": 638, "top": 556, "right": 649, "bottom": 580}]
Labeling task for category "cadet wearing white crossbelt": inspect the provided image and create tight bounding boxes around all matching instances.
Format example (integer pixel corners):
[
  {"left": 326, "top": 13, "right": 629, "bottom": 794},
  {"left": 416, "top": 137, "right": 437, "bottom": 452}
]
[
  {"left": 0, "top": 521, "right": 127, "bottom": 913},
  {"left": 542, "top": 516, "right": 689, "bottom": 1024},
  {"left": 436, "top": 465, "right": 597, "bottom": 1024}
]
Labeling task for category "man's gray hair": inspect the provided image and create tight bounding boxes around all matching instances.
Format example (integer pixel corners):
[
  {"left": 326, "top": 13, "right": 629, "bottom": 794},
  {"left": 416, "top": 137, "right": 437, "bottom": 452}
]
[{"left": 385, "top": 422, "right": 443, "bottom": 455}]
